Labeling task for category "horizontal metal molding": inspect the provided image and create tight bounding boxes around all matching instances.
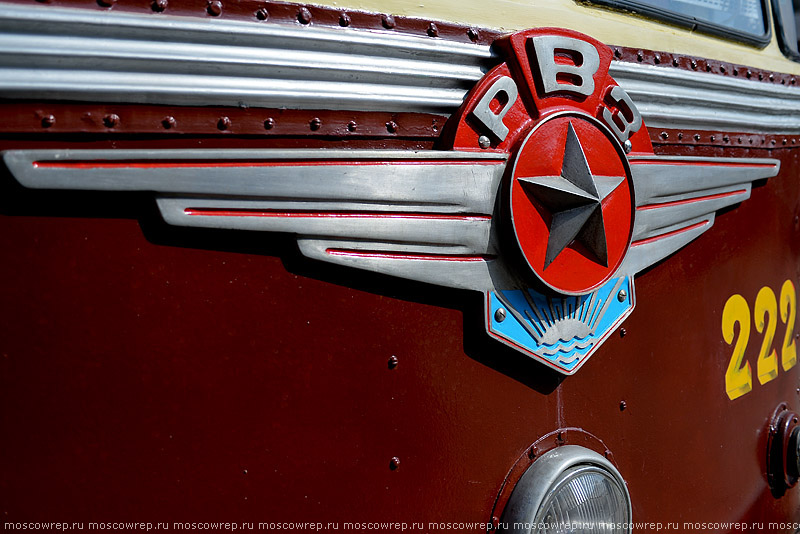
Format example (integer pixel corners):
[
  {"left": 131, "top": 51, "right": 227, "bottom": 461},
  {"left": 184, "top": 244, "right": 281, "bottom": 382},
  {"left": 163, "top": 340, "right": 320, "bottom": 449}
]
[
  {"left": 0, "top": 4, "right": 492, "bottom": 113},
  {"left": 610, "top": 61, "right": 800, "bottom": 134}
]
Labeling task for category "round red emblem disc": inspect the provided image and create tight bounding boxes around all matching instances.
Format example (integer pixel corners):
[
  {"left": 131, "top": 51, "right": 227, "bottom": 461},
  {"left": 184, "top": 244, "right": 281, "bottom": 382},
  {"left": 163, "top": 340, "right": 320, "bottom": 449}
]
[{"left": 510, "top": 112, "right": 634, "bottom": 295}]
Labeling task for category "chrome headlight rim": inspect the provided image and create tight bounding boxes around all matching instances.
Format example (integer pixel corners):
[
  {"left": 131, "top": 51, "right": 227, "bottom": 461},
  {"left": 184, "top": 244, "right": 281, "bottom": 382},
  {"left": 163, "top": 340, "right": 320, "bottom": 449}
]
[{"left": 500, "top": 445, "right": 632, "bottom": 534}]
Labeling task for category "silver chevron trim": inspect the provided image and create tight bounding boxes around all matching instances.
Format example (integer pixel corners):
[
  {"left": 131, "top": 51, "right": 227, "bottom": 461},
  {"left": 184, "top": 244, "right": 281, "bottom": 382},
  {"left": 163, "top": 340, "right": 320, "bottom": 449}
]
[
  {"left": 619, "top": 155, "right": 779, "bottom": 275},
  {"left": 3, "top": 148, "right": 508, "bottom": 291},
  {"left": 0, "top": 4, "right": 491, "bottom": 113}
]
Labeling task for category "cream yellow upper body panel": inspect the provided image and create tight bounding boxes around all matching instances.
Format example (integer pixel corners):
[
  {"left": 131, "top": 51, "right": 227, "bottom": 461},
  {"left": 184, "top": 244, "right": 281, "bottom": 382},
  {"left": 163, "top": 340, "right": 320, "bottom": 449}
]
[{"left": 314, "top": 0, "right": 800, "bottom": 74}]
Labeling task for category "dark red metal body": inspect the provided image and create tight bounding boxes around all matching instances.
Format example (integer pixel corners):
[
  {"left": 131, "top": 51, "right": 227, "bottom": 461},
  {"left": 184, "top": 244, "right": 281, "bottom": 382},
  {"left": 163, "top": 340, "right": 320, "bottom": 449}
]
[{"left": 1, "top": 4, "right": 799, "bottom": 530}]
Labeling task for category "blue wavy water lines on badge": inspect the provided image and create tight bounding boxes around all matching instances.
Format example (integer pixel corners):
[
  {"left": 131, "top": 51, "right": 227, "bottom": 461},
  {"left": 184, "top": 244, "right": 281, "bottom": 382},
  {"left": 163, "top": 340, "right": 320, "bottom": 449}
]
[{"left": 488, "top": 276, "right": 635, "bottom": 373}]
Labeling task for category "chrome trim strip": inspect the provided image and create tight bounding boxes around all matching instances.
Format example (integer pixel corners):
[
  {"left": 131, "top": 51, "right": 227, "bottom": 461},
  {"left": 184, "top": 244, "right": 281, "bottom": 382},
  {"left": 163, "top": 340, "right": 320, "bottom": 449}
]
[
  {"left": 0, "top": 4, "right": 492, "bottom": 113},
  {"left": 611, "top": 62, "right": 800, "bottom": 133}
]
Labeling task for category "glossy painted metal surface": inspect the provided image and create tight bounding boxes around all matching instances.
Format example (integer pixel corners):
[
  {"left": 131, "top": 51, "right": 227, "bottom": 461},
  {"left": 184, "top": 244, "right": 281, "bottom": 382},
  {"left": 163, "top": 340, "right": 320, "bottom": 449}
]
[{"left": 1, "top": 0, "right": 800, "bottom": 530}]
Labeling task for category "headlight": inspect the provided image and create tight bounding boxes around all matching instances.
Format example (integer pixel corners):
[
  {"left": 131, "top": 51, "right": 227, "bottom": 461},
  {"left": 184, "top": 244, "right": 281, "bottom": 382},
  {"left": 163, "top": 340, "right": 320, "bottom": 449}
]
[{"left": 500, "top": 445, "right": 631, "bottom": 533}]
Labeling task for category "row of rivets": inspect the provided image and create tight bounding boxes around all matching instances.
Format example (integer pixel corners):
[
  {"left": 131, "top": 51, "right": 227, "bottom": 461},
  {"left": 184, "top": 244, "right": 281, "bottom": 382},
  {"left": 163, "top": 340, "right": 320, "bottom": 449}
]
[
  {"left": 658, "top": 130, "right": 799, "bottom": 146},
  {"left": 37, "top": 113, "right": 405, "bottom": 134},
  {"left": 89, "top": 0, "right": 482, "bottom": 41},
  {"left": 615, "top": 47, "right": 797, "bottom": 86}
]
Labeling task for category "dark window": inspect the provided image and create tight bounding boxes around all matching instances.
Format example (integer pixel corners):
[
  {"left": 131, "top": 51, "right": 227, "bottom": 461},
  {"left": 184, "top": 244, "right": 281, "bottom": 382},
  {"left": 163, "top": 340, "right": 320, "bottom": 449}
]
[{"left": 588, "top": 0, "right": 770, "bottom": 46}]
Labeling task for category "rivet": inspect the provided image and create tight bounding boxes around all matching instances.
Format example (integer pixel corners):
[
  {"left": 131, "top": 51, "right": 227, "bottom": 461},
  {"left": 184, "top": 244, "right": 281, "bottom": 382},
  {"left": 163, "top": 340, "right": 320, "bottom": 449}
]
[
  {"left": 41, "top": 114, "right": 55, "bottom": 128},
  {"left": 619, "top": 400, "right": 627, "bottom": 411},
  {"left": 720, "top": 65, "right": 726, "bottom": 74},
  {"left": 710, "top": 135, "right": 716, "bottom": 142},
  {"left": 784, "top": 139, "right": 788, "bottom": 145},
  {"left": 381, "top": 14, "right": 395, "bottom": 29},
  {"left": 297, "top": 7, "right": 312, "bottom": 24},
  {"left": 617, "top": 289, "right": 627, "bottom": 302},
  {"left": 478, "top": 135, "right": 491, "bottom": 149},
  {"left": 792, "top": 78, "right": 797, "bottom": 85},
  {"left": 653, "top": 53, "right": 661, "bottom": 64},
  {"left": 623, "top": 139, "right": 632, "bottom": 153},
  {"left": 97, "top": 0, "right": 116, "bottom": 7},
  {"left": 152, "top": 0, "right": 167, "bottom": 11},
  {"left": 604, "top": 449, "right": 613, "bottom": 460},
  {"left": 758, "top": 72, "right": 764, "bottom": 80},
  {"left": 556, "top": 430, "right": 565, "bottom": 443},
  {"left": 705, "top": 63, "right": 712, "bottom": 72},
  {"left": 309, "top": 117, "right": 321, "bottom": 131},
  {"left": 691, "top": 60, "right": 697, "bottom": 70},
  {"left": 338, "top": 12, "right": 350, "bottom": 26},
  {"left": 677, "top": 132, "right": 684, "bottom": 140},
  {"left": 769, "top": 74, "right": 775, "bottom": 82},
  {"left": 494, "top": 307, "right": 506, "bottom": 322},
  {"left": 733, "top": 68, "right": 739, "bottom": 76},
  {"left": 217, "top": 116, "right": 231, "bottom": 130},
  {"left": 427, "top": 22, "right": 439, "bottom": 37},
  {"left": 388, "top": 355, "right": 398, "bottom": 369},
  {"left": 782, "top": 78, "right": 787, "bottom": 85},
  {"left": 389, "top": 457, "right": 400, "bottom": 470},
  {"left": 795, "top": 215, "right": 799, "bottom": 225},
  {"left": 738, "top": 137, "right": 743, "bottom": 143},
  {"left": 263, "top": 117, "right": 275, "bottom": 130},
  {"left": 467, "top": 27, "right": 479, "bottom": 41},
  {"left": 206, "top": 0, "right": 222, "bottom": 16},
  {"left": 793, "top": 139, "right": 797, "bottom": 144},
  {"left": 749, "top": 138, "right": 754, "bottom": 144},
  {"left": 746, "top": 69, "right": 753, "bottom": 78},
  {"left": 694, "top": 133, "right": 701, "bottom": 141},
  {"left": 613, "top": 48, "right": 622, "bottom": 59},
  {"left": 385, "top": 120, "right": 398, "bottom": 134},
  {"left": 255, "top": 7, "right": 268, "bottom": 20},
  {"left": 347, "top": 120, "right": 357, "bottom": 132},
  {"left": 723, "top": 135, "right": 729, "bottom": 143},
  {"left": 660, "top": 131, "right": 668, "bottom": 140},
  {"left": 161, "top": 116, "right": 176, "bottom": 129},
  {"left": 636, "top": 51, "right": 643, "bottom": 62},
  {"left": 103, "top": 114, "right": 119, "bottom": 128},
  {"left": 671, "top": 57, "right": 679, "bottom": 67},
  {"left": 528, "top": 445, "right": 538, "bottom": 459},
  {"left": 620, "top": 327, "right": 627, "bottom": 338}
]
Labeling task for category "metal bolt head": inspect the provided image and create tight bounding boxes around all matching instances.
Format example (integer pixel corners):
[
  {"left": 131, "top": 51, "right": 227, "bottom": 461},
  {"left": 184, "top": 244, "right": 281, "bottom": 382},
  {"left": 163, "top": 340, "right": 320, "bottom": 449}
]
[
  {"left": 619, "top": 400, "right": 627, "bottom": 411},
  {"left": 389, "top": 457, "right": 400, "bottom": 470},
  {"left": 617, "top": 289, "right": 627, "bottom": 302},
  {"left": 217, "top": 116, "right": 231, "bottom": 130},
  {"left": 255, "top": 7, "right": 268, "bottom": 20},
  {"left": 206, "top": 0, "right": 222, "bottom": 16},
  {"left": 494, "top": 308, "right": 506, "bottom": 323},
  {"left": 381, "top": 14, "right": 395, "bottom": 29},
  {"left": 103, "top": 114, "right": 119, "bottom": 128},
  {"left": 297, "top": 7, "right": 312, "bottom": 24},
  {"left": 309, "top": 117, "right": 321, "bottom": 131},
  {"left": 347, "top": 120, "right": 357, "bottom": 132},
  {"left": 478, "top": 135, "right": 491, "bottom": 149},
  {"left": 387, "top": 355, "right": 398, "bottom": 370},
  {"left": 385, "top": 120, "right": 398, "bottom": 134},
  {"left": 623, "top": 139, "right": 632, "bottom": 153},
  {"left": 427, "top": 22, "right": 439, "bottom": 37},
  {"left": 338, "top": 12, "right": 350, "bottom": 26},
  {"left": 161, "top": 116, "right": 176, "bottom": 129},
  {"left": 619, "top": 327, "right": 627, "bottom": 338},
  {"left": 41, "top": 114, "right": 56, "bottom": 128},
  {"left": 467, "top": 27, "right": 479, "bottom": 41},
  {"left": 152, "top": 0, "right": 168, "bottom": 11},
  {"left": 264, "top": 117, "right": 275, "bottom": 130}
]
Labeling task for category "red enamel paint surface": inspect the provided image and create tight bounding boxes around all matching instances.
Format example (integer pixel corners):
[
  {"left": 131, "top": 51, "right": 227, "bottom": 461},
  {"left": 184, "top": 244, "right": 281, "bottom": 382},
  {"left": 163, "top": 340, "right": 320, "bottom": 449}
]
[{"left": 510, "top": 115, "right": 633, "bottom": 294}]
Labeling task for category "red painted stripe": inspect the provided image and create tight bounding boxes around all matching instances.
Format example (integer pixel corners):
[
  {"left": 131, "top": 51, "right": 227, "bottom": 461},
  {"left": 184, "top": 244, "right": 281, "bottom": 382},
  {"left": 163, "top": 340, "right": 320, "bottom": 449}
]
[
  {"left": 184, "top": 208, "right": 491, "bottom": 221},
  {"left": 32, "top": 158, "right": 505, "bottom": 169},
  {"left": 637, "top": 189, "right": 748, "bottom": 211},
  {"left": 630, "top": 159, "right": 775, "bottom": 168},
  {"left": 326, "top": 249, "right": 494, "bottom": 262},
  {"left": 631, "top": 220, "right": 710, "bottom": 247}
]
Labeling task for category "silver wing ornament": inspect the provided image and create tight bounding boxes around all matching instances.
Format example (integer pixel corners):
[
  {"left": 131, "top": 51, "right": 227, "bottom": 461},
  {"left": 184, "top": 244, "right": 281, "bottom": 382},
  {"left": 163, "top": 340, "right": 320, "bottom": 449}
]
[{"left": 1, "top": 27, "right": 780, "bottom": 375}]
